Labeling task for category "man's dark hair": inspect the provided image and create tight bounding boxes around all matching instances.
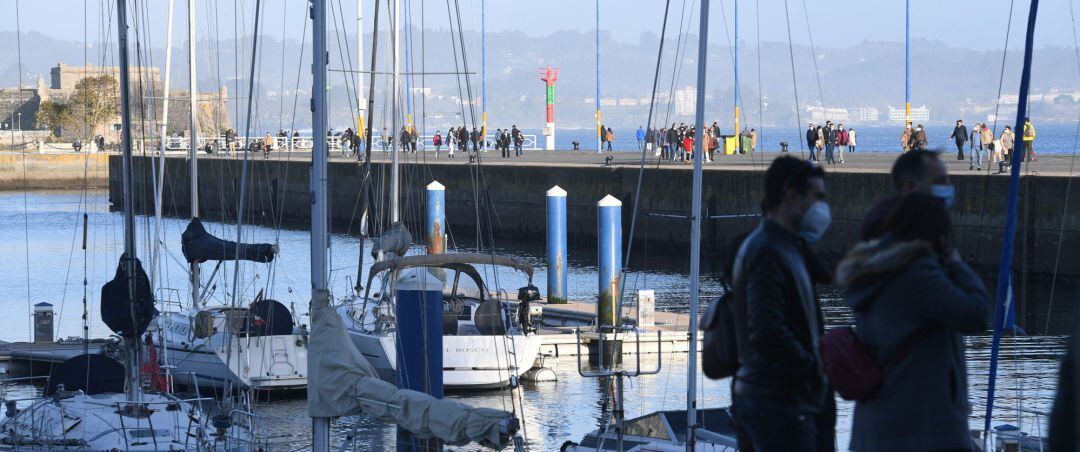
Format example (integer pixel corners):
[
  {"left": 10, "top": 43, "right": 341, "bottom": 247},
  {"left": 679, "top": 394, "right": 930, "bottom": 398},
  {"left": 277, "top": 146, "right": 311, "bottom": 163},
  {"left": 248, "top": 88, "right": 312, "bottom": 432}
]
[
  {"left": 883, "top": 192, "right": 954, "bottom": 256},
  {"left": 890, "top": 150, "right": 938, "bottom": 192},
  {"left": 762, "top": 156, "right": 825, "bottom": 213}
]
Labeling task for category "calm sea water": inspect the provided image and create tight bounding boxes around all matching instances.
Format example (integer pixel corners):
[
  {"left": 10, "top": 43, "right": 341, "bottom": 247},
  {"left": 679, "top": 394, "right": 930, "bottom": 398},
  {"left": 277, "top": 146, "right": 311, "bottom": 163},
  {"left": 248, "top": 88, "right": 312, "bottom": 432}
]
[
  {"left": 512, "top": 124, "right": 1080, "bottom": 154},
  {"left": 0, "top": 190, "right": 1068, "bottom": 450}
]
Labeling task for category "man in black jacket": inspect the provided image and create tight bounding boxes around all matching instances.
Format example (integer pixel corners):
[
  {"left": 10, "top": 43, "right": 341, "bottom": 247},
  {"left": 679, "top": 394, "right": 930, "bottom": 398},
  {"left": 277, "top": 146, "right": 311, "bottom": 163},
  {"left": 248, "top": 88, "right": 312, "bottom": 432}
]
[
  {"left": 732, "top": 156, "right": 834, "bottom": 451},
  {"left": 805, "top": 123, "right": 817, "bottom": 161},
  {"left": 950, "top": 119, "right": 968, "bottom": 160}
]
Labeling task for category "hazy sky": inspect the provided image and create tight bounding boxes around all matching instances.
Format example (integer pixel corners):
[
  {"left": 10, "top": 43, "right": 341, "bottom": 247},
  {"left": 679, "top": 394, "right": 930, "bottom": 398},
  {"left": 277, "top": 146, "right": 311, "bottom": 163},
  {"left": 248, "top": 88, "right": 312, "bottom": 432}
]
[{"left": 4, "top": 0, "right": 1080, "bottom": 51}]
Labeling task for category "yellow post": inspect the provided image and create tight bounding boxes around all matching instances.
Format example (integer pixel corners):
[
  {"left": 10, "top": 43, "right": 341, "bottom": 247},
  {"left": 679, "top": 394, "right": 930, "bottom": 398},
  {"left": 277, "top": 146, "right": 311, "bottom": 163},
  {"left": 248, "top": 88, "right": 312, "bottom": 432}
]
[
  {"left": 734, "top": 105, "right": 740, "bottom": 151},
  {"left": 905, "top": 102, "right": 911, "bottom": 125}
]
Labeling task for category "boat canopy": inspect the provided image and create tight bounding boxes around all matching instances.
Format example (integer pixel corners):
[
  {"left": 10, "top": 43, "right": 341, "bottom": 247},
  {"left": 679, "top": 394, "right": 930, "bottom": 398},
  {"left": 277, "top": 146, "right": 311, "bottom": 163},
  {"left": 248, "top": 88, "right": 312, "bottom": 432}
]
[
  {"left": 181, "top": 218, "right": 275, "bottom": 264},
  {"left": 45, "top": 354, "right": 125, "bottom": 396},
  {"left": 364, "top": 253, "right": 534, "bottom": 295},
  {"left": 307, "top": 289, "right": 516, "bottom": 449}
]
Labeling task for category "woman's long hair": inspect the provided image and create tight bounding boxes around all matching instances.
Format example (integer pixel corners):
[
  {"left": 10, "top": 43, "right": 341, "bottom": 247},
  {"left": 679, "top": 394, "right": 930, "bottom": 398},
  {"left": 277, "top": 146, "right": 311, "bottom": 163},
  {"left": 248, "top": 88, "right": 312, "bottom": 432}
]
[{"left": 882, "top": 192, "right": 954, "bottom": 256}]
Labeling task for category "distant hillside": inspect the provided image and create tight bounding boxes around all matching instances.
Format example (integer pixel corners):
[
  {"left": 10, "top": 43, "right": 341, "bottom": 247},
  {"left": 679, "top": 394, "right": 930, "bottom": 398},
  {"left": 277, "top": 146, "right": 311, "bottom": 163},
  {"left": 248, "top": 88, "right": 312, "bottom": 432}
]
[{"left": 2, "top": 30, "right": 1077, "bottom": 131}]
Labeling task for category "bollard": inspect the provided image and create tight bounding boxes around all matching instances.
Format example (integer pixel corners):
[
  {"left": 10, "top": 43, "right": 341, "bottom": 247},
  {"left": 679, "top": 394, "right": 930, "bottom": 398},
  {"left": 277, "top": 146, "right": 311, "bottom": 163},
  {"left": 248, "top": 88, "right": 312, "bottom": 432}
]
[
  {"left": 395, "top": 267, "right": 444, "bottom": 451},
  {"left": 34, "top": 302, "right": 54, "bottom": 343},
  {"left": 546, "top": 186, "right": 567, "bottom": 304},
  {"left": 597, "top": 195, "right": 622, "bottom": 328},
  {"left": 426, "top": 181, "right": 446, "bottom": 255}
]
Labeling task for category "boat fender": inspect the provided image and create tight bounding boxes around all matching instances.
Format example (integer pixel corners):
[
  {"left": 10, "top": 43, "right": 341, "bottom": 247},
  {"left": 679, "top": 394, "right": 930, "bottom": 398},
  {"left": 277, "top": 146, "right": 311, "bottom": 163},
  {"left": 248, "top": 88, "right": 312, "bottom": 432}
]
[{"left": 193, "top": 311, "right": 215, "bottom": 339}]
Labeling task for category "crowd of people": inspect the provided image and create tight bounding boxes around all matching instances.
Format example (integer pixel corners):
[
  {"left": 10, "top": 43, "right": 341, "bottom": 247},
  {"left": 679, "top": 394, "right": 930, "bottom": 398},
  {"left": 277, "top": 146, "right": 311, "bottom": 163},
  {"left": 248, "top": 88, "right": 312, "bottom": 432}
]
[
  {"left": 623, "top": 122, "right": 759, "bottom": 163},
  {"left": 949, "top": 117, "right": 1037, "bottom": 172},
  {"left": 708, "top": 149, "right": 1070, "bottom": 450},
  {"left": 805, "top": 121, "right": 858, "bottom": 164}
]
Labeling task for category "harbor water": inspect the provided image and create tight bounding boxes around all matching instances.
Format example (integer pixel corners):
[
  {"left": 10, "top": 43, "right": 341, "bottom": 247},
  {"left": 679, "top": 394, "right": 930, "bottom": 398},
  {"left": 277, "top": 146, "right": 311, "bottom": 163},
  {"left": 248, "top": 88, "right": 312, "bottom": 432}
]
[{"left": 0, "top": 190, "right": 1068, "bottom": 450}]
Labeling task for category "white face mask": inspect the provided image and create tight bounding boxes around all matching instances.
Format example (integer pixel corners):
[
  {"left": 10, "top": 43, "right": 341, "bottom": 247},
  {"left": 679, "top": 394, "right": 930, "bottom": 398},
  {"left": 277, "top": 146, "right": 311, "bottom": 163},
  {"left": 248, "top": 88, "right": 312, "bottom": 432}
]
[
  {"left": 799, "top": 201, "right": 832, "bottom": 244},
  {"left": 931, "top": 184, "right": 955, "bottom": 208}
]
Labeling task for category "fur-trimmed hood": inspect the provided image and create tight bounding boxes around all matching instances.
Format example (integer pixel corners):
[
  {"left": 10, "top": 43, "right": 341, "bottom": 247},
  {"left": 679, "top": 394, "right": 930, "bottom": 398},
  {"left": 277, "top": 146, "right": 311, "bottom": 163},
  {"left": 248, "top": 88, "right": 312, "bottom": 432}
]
[{"left": 836, "top": 238, "right": 937, "bottom": 289}]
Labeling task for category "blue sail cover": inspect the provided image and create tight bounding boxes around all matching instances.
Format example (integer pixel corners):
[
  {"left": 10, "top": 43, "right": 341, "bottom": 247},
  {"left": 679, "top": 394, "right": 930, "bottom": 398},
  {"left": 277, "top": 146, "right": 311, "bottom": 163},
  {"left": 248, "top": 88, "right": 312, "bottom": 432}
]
[
  {"left": 181, "top": 218, "right": 275, "bottom": 264},
  {"left": 100, "top": 255, "right": 158, "bottom": 338}
]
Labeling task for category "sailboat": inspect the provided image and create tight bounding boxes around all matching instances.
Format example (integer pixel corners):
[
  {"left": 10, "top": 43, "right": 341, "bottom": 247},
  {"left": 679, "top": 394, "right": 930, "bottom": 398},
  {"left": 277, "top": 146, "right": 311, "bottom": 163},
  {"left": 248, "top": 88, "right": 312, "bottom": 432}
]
[
  {"left": 333, "top": 0, "right": 542, "bottom": 391},
  {"left": 307, "top": 0, "right": 521, "bottom": 448},
  {"left": 156, "top": 0, "right": 308, "bottom": 392},
  {"left": 0, "top": 2, "right": 255, "bottom": 448},
  {"left": 566, "top": 0, "right": 740, "bottom": 449}
]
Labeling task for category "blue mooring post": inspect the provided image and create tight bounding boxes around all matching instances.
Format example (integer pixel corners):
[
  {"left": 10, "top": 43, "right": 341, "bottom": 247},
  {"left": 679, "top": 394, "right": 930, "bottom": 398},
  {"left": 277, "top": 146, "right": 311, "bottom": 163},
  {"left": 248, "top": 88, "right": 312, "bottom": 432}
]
[
  {"left": 426, "top": 181, "right": 445, "bottom": 255},
  {"left": 597, "top": 195, "right": 622, "bottom": 328},
  {"left": 594, "top": 194, "right": 623, "bottom": 366},
  {"left": 395, "top": 268, "right": 444, "bottom": 451},
  {"left": 547, "top": 186, "right": 567, "bottom": 304}
]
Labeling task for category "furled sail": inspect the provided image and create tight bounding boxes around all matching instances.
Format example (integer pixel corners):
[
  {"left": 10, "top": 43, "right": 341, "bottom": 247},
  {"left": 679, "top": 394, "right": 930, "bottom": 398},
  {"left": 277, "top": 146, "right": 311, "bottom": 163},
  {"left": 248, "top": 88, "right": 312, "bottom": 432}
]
[
  {"left": 181, "top": 218, "right": 276, "bottom": 263},
  {"left": 100, "top": 254, "right": 158, "bottom": 338},
  {"left": 307, "top": 289, "right": 517, "bottom": 449}
]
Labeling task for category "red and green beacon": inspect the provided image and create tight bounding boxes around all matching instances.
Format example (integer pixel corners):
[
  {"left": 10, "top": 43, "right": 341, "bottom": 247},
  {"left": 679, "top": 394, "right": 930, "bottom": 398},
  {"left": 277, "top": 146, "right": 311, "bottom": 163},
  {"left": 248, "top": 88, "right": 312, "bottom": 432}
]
[{"left": 540, "top": 66, "right": 559, "bottom": 150}]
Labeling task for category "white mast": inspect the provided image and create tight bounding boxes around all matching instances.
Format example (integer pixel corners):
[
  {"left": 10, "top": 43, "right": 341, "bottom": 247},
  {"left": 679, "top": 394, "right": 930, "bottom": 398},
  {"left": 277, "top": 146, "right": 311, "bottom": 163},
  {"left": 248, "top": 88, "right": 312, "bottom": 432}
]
[
  {"left": 357, "top": 0, "right": 365, "bottom": 142},
  {"left": 390, "top": 0, "right": 400, "bottom": 223},
  {"left": 311, "top": 0, "right": 331, "bottom": 449},
  {"left": 152, "top": 0, "right": 175, "bottom": 289},
  {"left": 187, "top": 0, "right": 201, "bottom": 308},
  {"left": 686, "top": 0, "right": 710, "bottom": 449}
]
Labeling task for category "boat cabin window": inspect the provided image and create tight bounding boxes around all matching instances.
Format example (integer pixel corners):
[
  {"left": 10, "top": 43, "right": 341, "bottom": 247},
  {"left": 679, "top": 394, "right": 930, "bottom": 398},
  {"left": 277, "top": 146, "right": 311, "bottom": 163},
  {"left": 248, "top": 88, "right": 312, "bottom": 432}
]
[{"left": 623, "top": 413, "right": 672, "bottom": 441}]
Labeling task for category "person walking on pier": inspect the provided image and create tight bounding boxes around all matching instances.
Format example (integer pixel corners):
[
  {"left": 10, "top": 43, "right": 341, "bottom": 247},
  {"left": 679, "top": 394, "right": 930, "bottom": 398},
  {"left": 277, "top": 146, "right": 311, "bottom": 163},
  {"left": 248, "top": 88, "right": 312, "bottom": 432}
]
[
  {"left": 511, "top": 125, "right": 523, "bottom": 157},
  {"left": 998, "top": 126, "right": 1015, "bottom": 173},
  {"left": 458, "top": 127, "right": 469, "bottom": 156},
  {"left": 969, "top": 123, "right": 980, "bottom": 159},
  {"left": 433, "top": 130, "right": 443, "bottom": 157},
  {"left": 913, "top": 125, "right": 928, "bottom": 152},
  {"left": 636, "top": 126, "right": 646, "bottom": 152},
  {"left": 838, "top": 192, "right": 988, "bottom": 452},
  {"left": 806, "top": 123, "right": 818, "bottom": 161},
  {"left": 681, "top": 129, "right": 694, "bottom": 163},
  {"left": 976, "top": 123, "right": 993, "bottom": 171},
  {"left": 731, "top": 156, "right": 835, "bottom": 451},
  {"left": 646, "top": 127, "right": 657, "bottom": 157},
  {"left": 824, "top": 122, "right": 837, "bottom": 164},
  {"left": 605, "top": 127, "right": 615, "bottom": 152},
  {"left": 667, "top": 125, "right": 679, "bottom": 162},
  {"left": 836, "top": 125, "right": 848, "bottom": 164},
  {"left": 750, "top": 128, "right": 758, "bottom": 153},
  {"left": 950, "top": 119, "right": 968, "bottom": 161},
  {"left": 815, "top": 126, "right": 825, "bottom": 162},
  {"left": 470, "top": 127, "right": 481, "bottom": 154},
  {"left": 900, "top": 124, "right": 913, "bottom": 153},
  {"left": 847, "top": 128, "right": 857, "bottom": 153},
  {"left": 1023, "top": 117, "right": 1036, "bottom": 162},
  {"left": 861, "top": 150, "right": 952, "bottom": 240}
]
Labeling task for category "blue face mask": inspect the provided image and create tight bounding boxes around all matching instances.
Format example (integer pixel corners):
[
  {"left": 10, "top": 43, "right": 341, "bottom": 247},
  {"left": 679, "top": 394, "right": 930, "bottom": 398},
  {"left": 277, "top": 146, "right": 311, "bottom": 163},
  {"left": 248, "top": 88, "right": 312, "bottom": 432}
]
[{"left": 931, "top": 184, "right": 955, "bottom": 208}]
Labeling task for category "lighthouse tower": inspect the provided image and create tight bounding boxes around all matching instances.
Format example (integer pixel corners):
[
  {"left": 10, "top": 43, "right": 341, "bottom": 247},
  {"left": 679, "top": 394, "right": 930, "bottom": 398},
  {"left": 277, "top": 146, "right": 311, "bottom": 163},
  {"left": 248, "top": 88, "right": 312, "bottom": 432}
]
[{"left": 540, "top": 67, "right": 559, "bottom": 151}]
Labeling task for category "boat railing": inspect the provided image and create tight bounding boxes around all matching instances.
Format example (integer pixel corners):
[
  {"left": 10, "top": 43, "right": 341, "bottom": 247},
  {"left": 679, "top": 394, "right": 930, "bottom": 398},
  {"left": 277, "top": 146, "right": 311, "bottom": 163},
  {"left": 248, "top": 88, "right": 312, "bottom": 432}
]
[
  {"left": 573, "top": 325, "right": 662, "bottom": 379},
  {"left": 155, "top": 287, "right": 185, "bottom": 313}
]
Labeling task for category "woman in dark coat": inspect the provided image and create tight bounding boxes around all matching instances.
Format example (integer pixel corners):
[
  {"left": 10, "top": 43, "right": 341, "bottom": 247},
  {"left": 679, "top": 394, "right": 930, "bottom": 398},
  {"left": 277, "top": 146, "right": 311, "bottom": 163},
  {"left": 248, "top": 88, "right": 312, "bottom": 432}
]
[{"left": 836, "top": 193, "right": 989, "bottom": 451}]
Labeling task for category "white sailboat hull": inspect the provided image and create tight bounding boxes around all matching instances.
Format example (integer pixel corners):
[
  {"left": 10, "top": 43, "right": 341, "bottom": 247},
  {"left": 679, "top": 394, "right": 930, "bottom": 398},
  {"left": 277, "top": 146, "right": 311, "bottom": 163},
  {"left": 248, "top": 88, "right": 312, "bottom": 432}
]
[{"left": 159, "top": 312, "right": 308, "bottom": 391}]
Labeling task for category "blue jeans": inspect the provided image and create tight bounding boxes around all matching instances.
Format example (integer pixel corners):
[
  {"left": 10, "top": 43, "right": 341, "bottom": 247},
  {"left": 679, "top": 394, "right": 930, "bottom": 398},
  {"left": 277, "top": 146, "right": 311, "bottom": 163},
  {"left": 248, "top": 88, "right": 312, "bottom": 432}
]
[
  {"left": 970, "top": 146, "right": 983, "bottom": 169},
  {"left": 825, "top": 144, "right": 835, "bottom": 163},
  {"left": 734, "top": 393, "right": 819, "bottom": 452}
]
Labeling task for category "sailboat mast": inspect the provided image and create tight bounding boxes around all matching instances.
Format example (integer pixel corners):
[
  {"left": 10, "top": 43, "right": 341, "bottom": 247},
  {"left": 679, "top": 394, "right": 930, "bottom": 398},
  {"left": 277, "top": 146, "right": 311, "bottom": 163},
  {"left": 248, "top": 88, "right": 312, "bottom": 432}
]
[
  {"left": 357, "top": 0, "right": 365, "bottom": 138},
  {"left": 390, "top": 0, "right": 401, "bottom": 223},
  {"left": 187, "top": 0, "right": 201, "bottom": 308},
  {"left": 595, "top": 0, "right": 601, "bottom": 154},
  {"left": 686, "top": 0, "right": 711, "bottom": 449},
  {"left": 734, "top": 0, "right": 739, "bottom": 140},
  {"left": 983, "top": 0, "right": 1040, "bottom": 436},
  {"left": 904, "top": 0, "right": 910, "bottom": 124},
  {"left": 355, "top": 0, "right": 381, "bottom": 291},
  {"left": 115, "top": 0, "right": 140, "bottom": 404},
  {"left": 152, "top": 0, "right": 176, "bottom": 289},
  {"left": 311, "top": 0, "right": 331, "bottom": 448}
]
